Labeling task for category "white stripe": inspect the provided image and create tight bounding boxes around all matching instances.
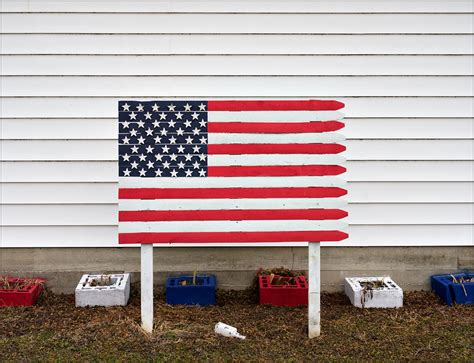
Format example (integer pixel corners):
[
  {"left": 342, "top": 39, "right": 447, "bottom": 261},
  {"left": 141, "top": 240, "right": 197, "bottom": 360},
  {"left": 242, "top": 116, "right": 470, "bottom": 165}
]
[
  {"left": 119, "top": 176, "right": 346, "bottom": 188},
  {"left": 119, "top": 198, "right": 347, "bottom": 211},
  {"left": 208, "top": 111, "right": 344, "bottom": 122},
  {"left": 208, "top": 154, "right": 345, "bottom": 166},
  {"left": 119, "top": 220, "right": 347, "bottom": 233},
  {"left": 209, "top": 132, "right": 345, "bottom": 144}
]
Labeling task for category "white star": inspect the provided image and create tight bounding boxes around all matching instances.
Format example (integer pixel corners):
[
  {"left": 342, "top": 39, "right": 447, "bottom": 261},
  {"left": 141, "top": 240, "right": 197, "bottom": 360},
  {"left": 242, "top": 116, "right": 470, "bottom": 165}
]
[
  {"left": 137, "top": 136, "right": 145, "bottom": 144},
  {"left": 192, "top": 145, "right": 200, "bottom": 153},
  {"left": 139, "top": 168, "right": 146, "bottom": 176},
  {"left": 121, "top": 136, "right": 130, "bottom": 144},
  {"left": 184, "top": 120, "right": 192, "bottom": 128},
  {"left": 168, "top": 104, "right": 176, "bottom": 111},
  {"left": 192, "top": 161, "right": 200, "bottom": 169},
  {"left": 130, "top": 161, "right": 139, "bottom": 169},
  {"left": 162, "top": 161, "right": 171, "bottom": 169},
  {"left": 129, "top": 112, "right": 137, "bottom": 120},
  {"left": 131, "top": 145, "right": 139, "bottom": 153},
  {"left": 160, "top": 128, "right": 168, "bottom": 136},
  {"left": 199, "top": 119, "right": 206, "bottom": 128},
  {"left": 122, "top": 103, "right": 130, "bottom": 111},
  {"left": 191, "top": 112, "right": 199, "bottom": 120},
  {"left": 170, "top": 169, "right": 178, "bottom": 177},
  {"left": 198, "top": 169, "right": 206, "bottom": 177},
  {"left": 184, "top": 103, "right": 192, "bottom": 111},
  {"left": 177, "top": 145, "right": 185, "bottom": 153},
  {"left": 162, "top": 145, "right": 170, "bottom": 153},
  {"left": 122, "top": 120, "right": 130, "bottom": 128},
  {"left": 152, "top": 120, "right": 160, "bottom": 128},
  {"left": 155, "top": 154, "right": 163, "bottom": 161},
  {"left": 199, "top": 154, "right": 206, "bottom": 161},
  {"left": 137, "top": 104, "right": 144, "bottom": 112},
  {"left": 159, "top": 112, "right": 167, "bottom": 120},
  {"left": 185, "top": 153, "right": 192, "bottom": 161},
  {"left": 146, "top": 160, "right": 155, "bottom": 169},
  {"left": 177, "top": 161, "right": 185, "bottom": 169},
  {"left": 154, "top": 135, "right": 162, "bottom": 143},
  {"left": 168, "top": 120, "right": 176, "bottom": 128},
  {"left": 139, "top": 154, "right": 147, "bottom": 161},
  {"left": 137, "top": 120, "right": 145, "bottom": 128},
  {"left": 155, "top": 169, "right": 163, "bottom": 176},
  {"left": 185, "top": 136, "right": 193, "bottom": 144},
  {"left": 129, "top": 129, "right": 138, "bottom": 136},
  {"left": 175, "top": 112, "right": 183, "bottom": 120},
  {"left": 200, "top": 136, "right": 207, "bottom": 144},
  {"left": 176, "top": 128, "right": 184, "bottom": 136},
  {"left": 145, "top": 128, "right": 153, "bottom": 136},
  {"left": 123, "top": 168, "right": 131, "bottom": 176},
  {"left": 122, "top": 153, "right": 130, "bottom": 161},
  {"left": 198, "top": 103, "right": 206, "bottom": 111},
  {"left": 146, "top": 145, "right": 154, "bottom": 153},
  {"left": 152, "top": 103, "right": 160, "bottom": 112},
  {"left": 169, "top": 136, "right": 177, "bottom": 144},
  {"left": 144, "top": 112, "right": 152, "bottom": 120},
  {"left": 185, "top": 169, "right": 193, "bottom": 177},
  {"left": 192, "top": 128, "right": 200, "bottom": 135},
  {"left": 170, "top": 153, "right": 178, "bottom": 161}
]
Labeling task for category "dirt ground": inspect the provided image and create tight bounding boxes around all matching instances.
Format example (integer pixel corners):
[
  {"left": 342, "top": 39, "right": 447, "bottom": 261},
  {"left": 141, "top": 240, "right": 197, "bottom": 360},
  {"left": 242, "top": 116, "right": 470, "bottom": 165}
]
[{"left": 0, "top": 286, "right": 472, "bottom": 362}]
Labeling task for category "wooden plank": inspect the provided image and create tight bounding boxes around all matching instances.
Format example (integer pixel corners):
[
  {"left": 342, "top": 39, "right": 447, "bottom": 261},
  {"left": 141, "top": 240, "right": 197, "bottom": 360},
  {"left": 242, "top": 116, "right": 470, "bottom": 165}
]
[
  {"left": 3, "top": 55, "right": 472, "bottom": 76},
  {"left": 1, "top": 97, "right": 471, "bottom": 118},
  {"left": 2, "top": 0, "right": 472, "bottom": 13},
  {"left": 308, "top": 242, "right": 321, "bottom": 338},
  {"left": 3, "top": 34, "right": 471, "bottom": 55},
  {"left": 2, "top": 181, "right": 472, "bottom": 204},
  {"left": 2, "top": 161, "right": 472, "bottom": 182},
  {"left": 1, "top": 224, "right": 472, "bottom": 247},
  {"left": 2, "top": 118, "right": 472, "bottom": 140},
  {"left": 3, "top": 76, "right": 471, "bottom": 97},
  {"left": 1, "top": 13, "right": 471, "bottom": 34},
  {"left": 1, "top": 203, "right": 471, "bottom": 226},
  {"left": 2, "top": 140, "right": 472, "bottom": 161}
]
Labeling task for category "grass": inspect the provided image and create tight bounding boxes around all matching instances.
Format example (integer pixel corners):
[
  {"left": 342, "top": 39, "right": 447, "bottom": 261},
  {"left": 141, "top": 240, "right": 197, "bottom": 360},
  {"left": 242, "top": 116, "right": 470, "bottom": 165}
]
[{"left": 0, "top": 287, "right": 472, "bottom": 362}]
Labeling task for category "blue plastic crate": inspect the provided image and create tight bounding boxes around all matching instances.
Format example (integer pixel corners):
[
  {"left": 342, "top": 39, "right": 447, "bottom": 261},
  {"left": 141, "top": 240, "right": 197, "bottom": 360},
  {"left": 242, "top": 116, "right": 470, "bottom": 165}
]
[
  {"left": 166, "top": 275, "right": 216, "bottom": 305},
  {"left": 431, "top": 272, "right": 474, "bottom": 305}
]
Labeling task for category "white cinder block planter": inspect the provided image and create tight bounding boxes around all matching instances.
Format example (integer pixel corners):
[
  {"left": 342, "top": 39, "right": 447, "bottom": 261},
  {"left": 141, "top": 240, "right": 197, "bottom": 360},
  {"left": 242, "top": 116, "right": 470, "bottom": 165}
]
[
  {"left": 75, "top": 274, "right": 130, "bottom": 307},
  {"left": 344, "top": 276, "right": 403, "bottom": 308}
]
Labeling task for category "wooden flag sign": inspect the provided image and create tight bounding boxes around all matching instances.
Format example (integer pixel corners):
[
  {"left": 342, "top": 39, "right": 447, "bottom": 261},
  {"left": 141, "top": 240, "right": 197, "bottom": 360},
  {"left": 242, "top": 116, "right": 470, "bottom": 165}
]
[{"left": 118, "top": 99, "right": 348, "bottom": 245}]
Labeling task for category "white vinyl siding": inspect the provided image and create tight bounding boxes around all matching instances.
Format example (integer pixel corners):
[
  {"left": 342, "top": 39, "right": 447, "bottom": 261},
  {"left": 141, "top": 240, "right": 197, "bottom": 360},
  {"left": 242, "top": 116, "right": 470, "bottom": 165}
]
[{"left": 0, "top": 0, "right": 472, "bottom": 247}]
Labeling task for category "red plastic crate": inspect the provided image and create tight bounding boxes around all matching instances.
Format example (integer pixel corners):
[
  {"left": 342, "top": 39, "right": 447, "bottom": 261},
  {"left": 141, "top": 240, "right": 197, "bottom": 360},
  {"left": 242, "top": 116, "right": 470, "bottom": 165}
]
[
  {"left": 259, "top": 275, "right": 308, "bottom": 306},
  {"left": 0, "top": 277, "right": 45, "bottom": 307}
]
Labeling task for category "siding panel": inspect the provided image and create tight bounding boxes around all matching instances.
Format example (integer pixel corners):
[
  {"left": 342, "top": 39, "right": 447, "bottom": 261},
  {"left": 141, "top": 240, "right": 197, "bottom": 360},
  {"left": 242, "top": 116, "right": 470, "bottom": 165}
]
[
  {"left": 1, "top": 98, "right": 472, "bottom": 118},
  {"left": 1, "top": 182, "right": 471, "bottom": 204},
  {"left": 3, "top": 76, "right": 472, "bottom": 97},
  {"left": 2, "top": 56, "right": 472, "bottom": 76},
  {"left": 3, "top": 34, "right": 472, "bottom": 55},
  {"left": 2, "top": 0, "right": 472, "bottom": 13},
  {"left": 2, "top": 13, "right": 471, "bottom": 34},
  {"left": 2, "top": 118, "right": 472, "bottom": 140},
  {"left": 1, "top": 140, "right": 472, "bottom": 161}
]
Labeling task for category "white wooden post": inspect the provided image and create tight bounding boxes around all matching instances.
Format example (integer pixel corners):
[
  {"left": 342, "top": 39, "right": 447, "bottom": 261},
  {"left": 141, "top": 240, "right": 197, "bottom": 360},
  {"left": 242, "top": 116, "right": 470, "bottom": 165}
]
[
  {"left": 308, "top": 242, "right": 321, "bottom": 338},
  {"left": 141, "top": 244, "right": 154, "bottom": 333}
]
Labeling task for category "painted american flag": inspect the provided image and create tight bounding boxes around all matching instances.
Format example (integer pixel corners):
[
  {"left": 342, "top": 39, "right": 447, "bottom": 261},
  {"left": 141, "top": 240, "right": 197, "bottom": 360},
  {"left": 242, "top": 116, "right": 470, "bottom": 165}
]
[{"left": 118, "top": 100, "right": 348, "bottom": 244}]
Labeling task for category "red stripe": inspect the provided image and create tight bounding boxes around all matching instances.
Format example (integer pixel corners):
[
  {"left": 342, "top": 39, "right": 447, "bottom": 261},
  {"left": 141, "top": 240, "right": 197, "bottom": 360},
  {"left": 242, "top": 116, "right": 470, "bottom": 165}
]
[
  {"left": 119, "top": 187, "right": 346, "bottom": 199},
  {"left": 119, "top": 230, "right": 348, "bottom": 244},
  {"left": 208, "top": 165, "right": 346, "bottom": 177},
  {"left": 208, "top": 121, "right": 344, "bottom": 133},
  {"left": 208, "top": 100, "right": 344, "bottom": 111},
  {"left": 120, "top": 209, "right": 348, "bottom": 222},
  {"left": 208, "top": 143, "right": 346, "bottom": 155}
]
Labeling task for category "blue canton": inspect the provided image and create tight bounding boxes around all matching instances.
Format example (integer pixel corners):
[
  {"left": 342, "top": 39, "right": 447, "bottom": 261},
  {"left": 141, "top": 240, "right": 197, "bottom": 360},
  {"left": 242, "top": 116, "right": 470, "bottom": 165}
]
[{"left": 118, "top": 101, "right": 208, "bottom": 177}]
